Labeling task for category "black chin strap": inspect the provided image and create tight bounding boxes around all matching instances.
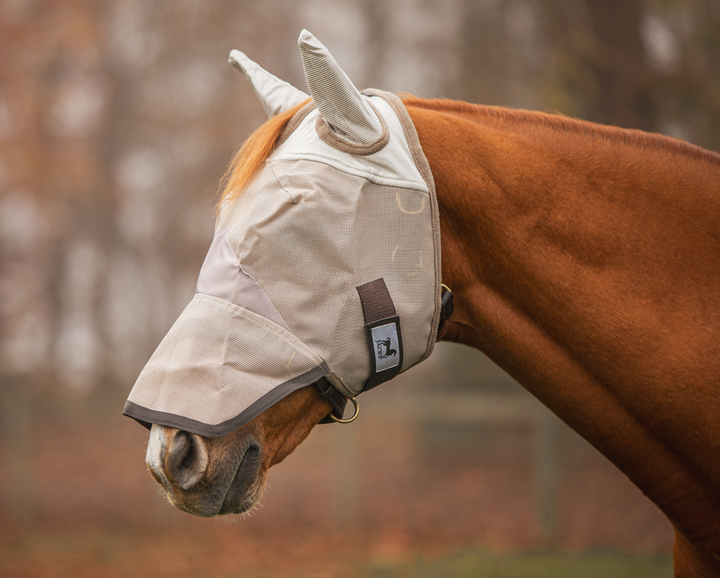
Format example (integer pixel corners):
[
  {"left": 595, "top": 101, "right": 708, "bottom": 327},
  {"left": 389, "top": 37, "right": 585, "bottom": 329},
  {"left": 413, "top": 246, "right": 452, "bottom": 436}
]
[
  {"left": 437, "top": 284, "right": 454, "bottom": 340},
  {"left": 314, "top": 377, "right": 348, "bottom": 424}
]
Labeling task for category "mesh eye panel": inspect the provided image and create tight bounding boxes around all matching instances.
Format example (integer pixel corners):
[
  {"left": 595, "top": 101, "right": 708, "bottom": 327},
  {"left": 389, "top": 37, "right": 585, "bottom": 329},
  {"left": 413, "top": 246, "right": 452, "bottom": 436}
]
[{"left": 229, "top": 159, "right": 434, "bottom": 395}]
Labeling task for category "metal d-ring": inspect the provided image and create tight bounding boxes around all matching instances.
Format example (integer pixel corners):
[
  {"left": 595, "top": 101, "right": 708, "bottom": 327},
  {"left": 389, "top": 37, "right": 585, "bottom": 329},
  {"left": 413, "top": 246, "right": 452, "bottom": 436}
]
[{"left": 330, "top": 397, "right": 360, "bottom": 424}]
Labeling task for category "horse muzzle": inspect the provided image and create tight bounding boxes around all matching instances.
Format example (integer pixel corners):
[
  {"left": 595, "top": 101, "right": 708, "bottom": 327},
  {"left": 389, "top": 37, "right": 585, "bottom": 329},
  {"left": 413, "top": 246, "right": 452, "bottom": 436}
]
[{"left": 146, "top": 424, "right": 263, "bottom": 517}]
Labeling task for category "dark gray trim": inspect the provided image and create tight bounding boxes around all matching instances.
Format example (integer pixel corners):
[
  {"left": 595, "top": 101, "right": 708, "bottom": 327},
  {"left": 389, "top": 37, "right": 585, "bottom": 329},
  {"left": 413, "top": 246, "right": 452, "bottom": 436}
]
[{"left": 122, "top": 364, "right": 328, "bottom": 438}]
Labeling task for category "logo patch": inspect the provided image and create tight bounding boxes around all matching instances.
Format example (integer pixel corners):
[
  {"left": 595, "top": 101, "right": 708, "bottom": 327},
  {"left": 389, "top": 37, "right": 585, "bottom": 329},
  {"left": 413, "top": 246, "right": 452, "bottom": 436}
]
[{"left": 370, "top": 322, "right": 400, "bottom": 372}]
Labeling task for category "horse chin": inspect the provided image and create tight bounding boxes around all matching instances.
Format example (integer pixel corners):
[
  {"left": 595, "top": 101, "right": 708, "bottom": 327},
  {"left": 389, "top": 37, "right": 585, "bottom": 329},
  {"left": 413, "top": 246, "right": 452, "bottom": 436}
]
[
  {"left": 173, "top": 468, "right": 266, "bottom": 518},
  {"left": 216, "top": 444, "right": 266, "bottom": 516},
  {"left": 191, "top": 445, "right": 265, "bottom": 518}
]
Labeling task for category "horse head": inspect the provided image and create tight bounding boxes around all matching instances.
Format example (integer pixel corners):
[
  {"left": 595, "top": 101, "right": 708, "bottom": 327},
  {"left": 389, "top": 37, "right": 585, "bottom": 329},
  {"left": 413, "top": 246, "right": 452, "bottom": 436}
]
[{"left": 124, "top": 30, "right": 442, "bottom": 517}]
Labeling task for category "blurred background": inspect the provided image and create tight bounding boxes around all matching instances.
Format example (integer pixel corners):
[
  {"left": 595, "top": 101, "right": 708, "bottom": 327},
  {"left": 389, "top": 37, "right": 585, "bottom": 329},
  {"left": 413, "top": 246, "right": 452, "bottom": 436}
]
[{"left": 2, "top": 0, "right": 719, "bottom": 576}]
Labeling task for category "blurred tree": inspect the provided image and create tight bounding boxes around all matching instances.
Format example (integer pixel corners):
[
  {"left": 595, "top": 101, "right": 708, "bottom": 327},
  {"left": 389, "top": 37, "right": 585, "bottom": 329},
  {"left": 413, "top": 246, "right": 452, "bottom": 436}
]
[
  {"left": 459, "top": 0, "right": 720, "bottom": 152},
  {"left": 459, "top": 0, "right": 533, "bottom": 107},
  {"left": 542, "top": 0, "right": 720, "bottom": 150},
  {"left": 653, "top": 0, "right": 720, "bottom": 151},
  {"left": 584, "top": 0, "right": 655, "bottom": 129},
  {"left": 363, "top": 0, "right": 389, "bottom": 87},
  {"left": 539, "top": 0, "right": 655, "bottom": 131}
]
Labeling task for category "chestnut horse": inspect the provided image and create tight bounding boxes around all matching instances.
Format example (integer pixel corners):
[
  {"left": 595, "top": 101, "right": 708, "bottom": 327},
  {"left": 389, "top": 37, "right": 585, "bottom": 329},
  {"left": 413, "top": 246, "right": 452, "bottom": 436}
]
[{"left": 145, "top": 97, "right": 720, "bottom": 577}]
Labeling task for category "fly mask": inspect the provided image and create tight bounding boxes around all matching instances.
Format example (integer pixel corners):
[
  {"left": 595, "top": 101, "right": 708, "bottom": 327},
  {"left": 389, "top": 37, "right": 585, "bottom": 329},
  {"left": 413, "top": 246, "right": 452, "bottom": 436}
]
[{"left": 123, "top": 30, "right": 442, "bottom": 437}]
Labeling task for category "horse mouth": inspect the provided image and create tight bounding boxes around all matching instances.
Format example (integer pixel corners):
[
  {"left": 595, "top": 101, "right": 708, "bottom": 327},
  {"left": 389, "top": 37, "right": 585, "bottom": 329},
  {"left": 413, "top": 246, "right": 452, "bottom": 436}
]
[
  {"left": 217, "top": 443, "right": 263, "bottom": 515},
  {"left": 156, "top": 436, "right": 265, "bottom": 518}
]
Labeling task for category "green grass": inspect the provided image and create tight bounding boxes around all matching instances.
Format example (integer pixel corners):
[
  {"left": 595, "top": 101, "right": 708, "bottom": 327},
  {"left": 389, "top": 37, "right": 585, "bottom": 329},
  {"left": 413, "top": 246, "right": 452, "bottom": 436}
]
[{"left": 365, "top": 550, "right": 673, "bottom": 578}]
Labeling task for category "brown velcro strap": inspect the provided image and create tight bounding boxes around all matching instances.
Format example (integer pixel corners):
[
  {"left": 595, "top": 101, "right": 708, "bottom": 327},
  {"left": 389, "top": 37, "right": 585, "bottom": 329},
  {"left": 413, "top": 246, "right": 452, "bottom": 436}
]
[
  {"left": 356, "top": 278, "right": 403, "bottom": 391},
  {"left": 356, "top": 278, "right": 396, "bottom": 324}
]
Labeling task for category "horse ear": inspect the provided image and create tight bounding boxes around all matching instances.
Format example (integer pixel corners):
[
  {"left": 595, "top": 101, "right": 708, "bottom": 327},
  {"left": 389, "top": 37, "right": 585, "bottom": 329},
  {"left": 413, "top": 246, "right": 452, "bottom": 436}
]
[
  {"left": 228, "top": 50, "right": 309, "bottom": 118},
  {"left": 297, "top": 30, "right": 383, "bottom": 144}
]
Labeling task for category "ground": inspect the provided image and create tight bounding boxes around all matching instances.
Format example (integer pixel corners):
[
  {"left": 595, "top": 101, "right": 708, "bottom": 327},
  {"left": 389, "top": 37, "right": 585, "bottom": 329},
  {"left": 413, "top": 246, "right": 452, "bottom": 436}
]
[{"left": 0, "top": 384, "right": 673, "bottom": 578}]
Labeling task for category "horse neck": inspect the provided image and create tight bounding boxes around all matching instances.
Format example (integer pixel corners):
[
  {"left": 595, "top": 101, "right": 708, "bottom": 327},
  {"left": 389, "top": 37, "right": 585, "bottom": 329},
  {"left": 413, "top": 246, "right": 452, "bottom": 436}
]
[
  {"left": 409, "top": 103, "right": 720, "bottom": 368},
  {"left": 407, "top": 102, "right": 720, "bottom": 549}
]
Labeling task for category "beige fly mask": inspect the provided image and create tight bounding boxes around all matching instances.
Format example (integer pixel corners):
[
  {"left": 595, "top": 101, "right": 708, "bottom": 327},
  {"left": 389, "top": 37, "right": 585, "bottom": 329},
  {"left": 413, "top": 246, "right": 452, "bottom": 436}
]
[{"left": 123, "top": 30, "right": 442, "bottom": 437}]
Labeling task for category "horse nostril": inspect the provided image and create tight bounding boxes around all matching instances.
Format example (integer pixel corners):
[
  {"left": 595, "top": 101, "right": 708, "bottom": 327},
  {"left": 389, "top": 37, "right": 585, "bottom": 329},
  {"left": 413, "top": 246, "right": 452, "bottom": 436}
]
[{"left": 164, "top": 430, "right": 209, "bottom": 490}]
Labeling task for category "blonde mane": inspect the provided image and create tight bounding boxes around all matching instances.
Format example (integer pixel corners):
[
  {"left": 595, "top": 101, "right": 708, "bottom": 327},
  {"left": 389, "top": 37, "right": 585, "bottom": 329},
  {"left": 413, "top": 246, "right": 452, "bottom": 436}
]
[{"left": 219, "top": 99, "right": 311, "bottom": 207}]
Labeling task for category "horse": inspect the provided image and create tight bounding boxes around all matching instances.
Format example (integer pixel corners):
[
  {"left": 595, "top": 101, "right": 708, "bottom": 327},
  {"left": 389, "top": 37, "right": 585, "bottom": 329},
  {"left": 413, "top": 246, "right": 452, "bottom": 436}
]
[
  {"left": 376, "top": 337, "right": 397, "bottom": 359},
  {"left": 134, "top": 33, "right": 720, "bottom": 577}
]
